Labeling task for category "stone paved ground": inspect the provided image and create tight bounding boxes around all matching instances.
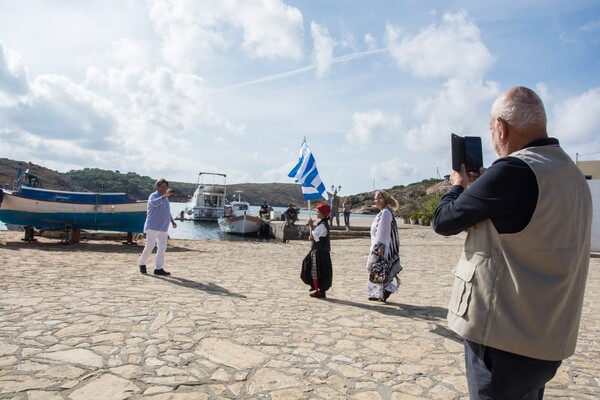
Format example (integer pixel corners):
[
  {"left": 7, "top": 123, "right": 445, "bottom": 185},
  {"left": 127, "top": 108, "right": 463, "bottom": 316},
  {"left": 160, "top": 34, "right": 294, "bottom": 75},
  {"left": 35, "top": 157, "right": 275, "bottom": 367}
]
[{"left": 0, "top": 228, "right": 598, "bottom": 399}]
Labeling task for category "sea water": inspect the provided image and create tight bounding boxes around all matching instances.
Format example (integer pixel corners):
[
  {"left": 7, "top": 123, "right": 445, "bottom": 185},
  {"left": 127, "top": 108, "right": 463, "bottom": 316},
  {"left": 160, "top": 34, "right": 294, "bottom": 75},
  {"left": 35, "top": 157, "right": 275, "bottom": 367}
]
[
  {"left": 0, "top": 202, "right": 370, "bottom": 241},
  {"left": 168, "top": 202, "right": 273, "bottom": 241},
  {"left": 0, "top": 203, "right": 294, "bottom": 241}
]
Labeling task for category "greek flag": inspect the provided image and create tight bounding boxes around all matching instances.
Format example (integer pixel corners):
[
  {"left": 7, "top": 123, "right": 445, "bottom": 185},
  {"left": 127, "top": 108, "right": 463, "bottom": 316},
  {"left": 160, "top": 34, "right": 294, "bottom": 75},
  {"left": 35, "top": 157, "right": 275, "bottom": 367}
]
[{"left": 288, "top": 141, "right": 328, "bottom": 201}]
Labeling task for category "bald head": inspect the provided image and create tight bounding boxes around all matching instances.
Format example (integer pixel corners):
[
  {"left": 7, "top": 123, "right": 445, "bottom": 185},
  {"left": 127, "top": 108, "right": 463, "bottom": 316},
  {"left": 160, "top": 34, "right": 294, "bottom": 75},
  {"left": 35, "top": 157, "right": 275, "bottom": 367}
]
[{"left": 489, "top": 86, "right": 548, "bottom": 156}]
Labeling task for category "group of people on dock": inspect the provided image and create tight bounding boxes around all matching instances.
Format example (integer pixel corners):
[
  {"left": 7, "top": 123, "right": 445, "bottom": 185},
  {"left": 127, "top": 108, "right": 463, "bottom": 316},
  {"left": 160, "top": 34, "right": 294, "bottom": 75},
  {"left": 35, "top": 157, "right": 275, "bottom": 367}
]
[{"left": 136, "top": 86, "right": 593, "bottom": 400}]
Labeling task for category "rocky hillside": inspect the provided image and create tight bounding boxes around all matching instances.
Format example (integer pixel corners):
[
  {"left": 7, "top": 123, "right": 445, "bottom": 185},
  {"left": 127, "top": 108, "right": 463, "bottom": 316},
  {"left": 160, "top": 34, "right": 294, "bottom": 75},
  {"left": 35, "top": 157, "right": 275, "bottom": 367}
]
[
  {"left": 0, "top": 158, "right": 82, "bottom": 191},
  {"left": 0, "top": 158, "right": 446, "bottom": 217},
  {"left": 0, "top": 158, "right": 307, "bottom": 207},
  {"left": 347, "top": 178, "right": 445, "bottom": 220}
]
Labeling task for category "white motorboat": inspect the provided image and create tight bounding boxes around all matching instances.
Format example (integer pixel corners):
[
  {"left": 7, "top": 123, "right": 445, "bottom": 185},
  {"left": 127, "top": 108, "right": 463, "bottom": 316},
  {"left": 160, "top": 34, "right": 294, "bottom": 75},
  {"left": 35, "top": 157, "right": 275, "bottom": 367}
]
[
  {"left": 218, "top": 192, "right": 264, "bottom": 235},
  {"left": 183, "top": 172, "right": 226, "bottom": 222}
]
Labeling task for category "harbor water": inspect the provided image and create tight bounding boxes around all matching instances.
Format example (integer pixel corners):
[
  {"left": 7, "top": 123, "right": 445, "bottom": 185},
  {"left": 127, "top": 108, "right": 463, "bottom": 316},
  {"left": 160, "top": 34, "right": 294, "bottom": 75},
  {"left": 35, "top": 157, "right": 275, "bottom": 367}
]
[
  {"left": 0, "top": 202, "right": 372, "bottom": 241},
  {"left": 0, "top": 201, "right": 374, "bottom": 241},
  {"left": 168, "top": 202, "right": 275, "bottom": 241}
]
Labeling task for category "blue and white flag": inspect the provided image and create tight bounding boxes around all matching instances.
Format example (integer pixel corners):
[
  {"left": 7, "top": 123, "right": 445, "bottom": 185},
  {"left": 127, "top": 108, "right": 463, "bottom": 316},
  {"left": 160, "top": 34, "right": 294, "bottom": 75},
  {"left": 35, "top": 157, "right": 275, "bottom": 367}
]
[{"left": 288, "top": 141, "right": 328, "bottom": 201}]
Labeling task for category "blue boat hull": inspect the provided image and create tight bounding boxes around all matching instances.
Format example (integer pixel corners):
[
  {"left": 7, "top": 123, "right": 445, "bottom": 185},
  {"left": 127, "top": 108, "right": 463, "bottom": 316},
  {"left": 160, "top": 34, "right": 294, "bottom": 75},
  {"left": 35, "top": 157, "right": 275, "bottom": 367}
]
[
  {"left": 0, "top": 187, "right": 147, "bottom": 233},
  {"left": 0, "top": 210, "right": 146, "bottom": 232}
]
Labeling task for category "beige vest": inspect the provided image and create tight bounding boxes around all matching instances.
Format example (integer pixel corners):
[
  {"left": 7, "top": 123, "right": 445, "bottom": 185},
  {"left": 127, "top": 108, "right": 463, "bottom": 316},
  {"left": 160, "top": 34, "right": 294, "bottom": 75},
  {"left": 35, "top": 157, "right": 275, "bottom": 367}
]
[{"left": 447, "top": 145, "right": 592, "bottom": 360}]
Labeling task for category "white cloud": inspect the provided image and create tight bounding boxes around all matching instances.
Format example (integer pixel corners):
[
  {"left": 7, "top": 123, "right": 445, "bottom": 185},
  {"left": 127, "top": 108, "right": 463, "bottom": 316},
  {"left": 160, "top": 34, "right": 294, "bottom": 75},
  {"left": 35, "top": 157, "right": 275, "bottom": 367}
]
[
  {"left": 262, "top": 160, "right": 296, "bottom": 182},
  {"left": 233, "top": 0, "right": 305, "bottom": 61},
  {"left": 148, "top": 0, "right": 304, "bottom": 69},
  {"left": 550, "top": 87, "right": 600, "bottom": 149},
  {"left": 0, "top": 42, "right": 29, "bottom": 102},
  {"left": 311, "top": 21, "right": 335, "bottom": 78},
  {"left": 404, "top": 79, "right": 500, "bottom": 152},
  {"left": 364, "top": 33, "right": 377, "bottom": 51},
  {"left": 345, "top": 110, "right": 402, "bottom": 146},
  {"left": 4, "top": 74, "right": 118, "bottom": 148},
  {"left": 385, "top": 10, "right": 495, "bottom": 79},
  {"left": 370, "top": 157, "right": 417, "bottom": 183},
  {"left": 559, "top": 19, "right": 600, "bottom": 46}
]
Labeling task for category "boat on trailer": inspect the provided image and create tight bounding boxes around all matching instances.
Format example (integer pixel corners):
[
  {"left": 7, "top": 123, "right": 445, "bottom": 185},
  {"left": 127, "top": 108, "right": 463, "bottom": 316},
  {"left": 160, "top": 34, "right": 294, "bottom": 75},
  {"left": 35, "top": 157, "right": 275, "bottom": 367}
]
[
  {"left": 218, "top": 191, "right": 264, "bottom": 235},
  {"left": 0, "top": 168, "right": 147, "bottom": 234},
  {"left": 183, "top": 172, "right": 227, "bottom": 222}
]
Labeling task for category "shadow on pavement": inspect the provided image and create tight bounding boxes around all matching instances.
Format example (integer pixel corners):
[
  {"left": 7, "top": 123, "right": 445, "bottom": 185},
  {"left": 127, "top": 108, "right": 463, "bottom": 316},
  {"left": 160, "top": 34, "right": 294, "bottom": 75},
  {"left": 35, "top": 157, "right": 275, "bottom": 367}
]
[
  {"left": 326, "top": 297, "right": 462, "bottom": 343},
  {"left": 149, "top": 274, "right": 246, "bottom": 298},
  {"left": 1, "top": 240, "right": 203, "bottom": 254}
]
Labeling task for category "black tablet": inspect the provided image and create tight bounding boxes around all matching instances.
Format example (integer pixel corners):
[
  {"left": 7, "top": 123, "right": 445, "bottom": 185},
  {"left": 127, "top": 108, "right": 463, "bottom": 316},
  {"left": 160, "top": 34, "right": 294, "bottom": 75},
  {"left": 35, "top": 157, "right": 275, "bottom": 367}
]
[{"left": 451, "top": 133, "right": 483, "bottom": 172}]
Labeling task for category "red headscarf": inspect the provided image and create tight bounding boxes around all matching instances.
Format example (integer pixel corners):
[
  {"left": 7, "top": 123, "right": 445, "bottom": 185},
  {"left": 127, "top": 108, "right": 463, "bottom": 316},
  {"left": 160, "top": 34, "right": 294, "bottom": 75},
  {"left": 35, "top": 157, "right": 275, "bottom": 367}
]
[{"left": 316, "top": 203, "right": 331, "bottom": 218}]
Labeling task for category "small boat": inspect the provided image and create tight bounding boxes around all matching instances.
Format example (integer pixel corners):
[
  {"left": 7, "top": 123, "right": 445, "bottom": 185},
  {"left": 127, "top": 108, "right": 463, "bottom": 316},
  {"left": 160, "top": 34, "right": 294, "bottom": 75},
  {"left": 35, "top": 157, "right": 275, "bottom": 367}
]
[
  {"left": 218, "top": 192, "right": 264, "bottom": 235},
  {"left": 0, "top": 168, "right": 147, "bottom": 233},
  {"left": 183, "top": 172, "right": 226, "bottom": 222}
]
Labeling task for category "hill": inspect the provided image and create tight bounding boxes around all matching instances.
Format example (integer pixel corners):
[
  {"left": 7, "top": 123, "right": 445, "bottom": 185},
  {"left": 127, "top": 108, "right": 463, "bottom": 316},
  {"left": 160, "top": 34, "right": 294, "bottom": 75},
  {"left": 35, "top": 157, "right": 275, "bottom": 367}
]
[
  {"left": 0, "top": 158, "right": 308, "bottom": 207},
  {"left": 0, "top": 158, "right": 446, "bottom": 221},
  {"left": 0, "top": 158, "right": 83, "bottom": 191}
]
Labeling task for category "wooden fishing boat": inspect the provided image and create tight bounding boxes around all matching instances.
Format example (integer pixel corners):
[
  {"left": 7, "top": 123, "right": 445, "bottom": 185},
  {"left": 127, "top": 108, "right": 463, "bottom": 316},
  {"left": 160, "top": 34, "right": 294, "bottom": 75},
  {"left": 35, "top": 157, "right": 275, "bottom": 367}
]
[
  {"left": 0, "top": 169, "right": 146, "bottom": 233},
  {"left": 218, "top": 192, "right": 264, "bottom": 235}
]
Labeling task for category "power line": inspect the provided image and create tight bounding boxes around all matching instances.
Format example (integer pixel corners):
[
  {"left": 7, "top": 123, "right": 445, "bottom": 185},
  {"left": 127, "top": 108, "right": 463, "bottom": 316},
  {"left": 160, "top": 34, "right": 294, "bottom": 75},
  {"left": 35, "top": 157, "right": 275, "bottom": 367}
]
[{"left": 577, "top": 151, "right": 600, "bottom": 157}]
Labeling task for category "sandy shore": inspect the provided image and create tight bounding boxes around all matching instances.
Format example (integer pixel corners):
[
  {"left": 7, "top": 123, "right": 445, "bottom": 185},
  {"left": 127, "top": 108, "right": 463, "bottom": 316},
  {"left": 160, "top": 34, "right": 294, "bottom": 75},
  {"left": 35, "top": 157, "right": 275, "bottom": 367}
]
[{"left": 0, "top": 228, "right": 598, "bottom": 399}]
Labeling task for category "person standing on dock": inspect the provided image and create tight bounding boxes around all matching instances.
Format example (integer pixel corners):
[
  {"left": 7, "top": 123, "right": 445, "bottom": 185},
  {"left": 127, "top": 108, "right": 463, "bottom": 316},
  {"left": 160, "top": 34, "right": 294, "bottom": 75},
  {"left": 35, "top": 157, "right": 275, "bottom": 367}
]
[
  {"left": 139, "top": 178, "right": 177, "bottom": 276},
  {"left": 330, "top": 191, "right": 340, "bottom": 227},
  {"left": 301, "top": 203, "right": 333, "bottom": 298},
  {"left": 342, "top": 196, "right": 352, "bottom": 230},
  {"left": 365, "top": 190, "right": 401, "bottom": 302}
]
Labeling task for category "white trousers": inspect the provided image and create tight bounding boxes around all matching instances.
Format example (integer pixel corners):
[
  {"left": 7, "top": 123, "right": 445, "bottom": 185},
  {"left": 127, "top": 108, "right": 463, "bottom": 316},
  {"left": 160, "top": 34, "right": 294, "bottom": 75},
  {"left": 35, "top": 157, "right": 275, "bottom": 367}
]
[{"left": 139, "top": 229, "right": 168, "bottom": 270}]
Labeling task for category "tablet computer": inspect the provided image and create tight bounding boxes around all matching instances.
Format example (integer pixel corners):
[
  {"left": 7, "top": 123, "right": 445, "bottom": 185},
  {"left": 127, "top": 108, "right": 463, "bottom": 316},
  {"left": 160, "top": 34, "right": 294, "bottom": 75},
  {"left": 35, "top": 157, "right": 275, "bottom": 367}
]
[{"left": 451, "top": 133, "right": 483, "bottom": 172}]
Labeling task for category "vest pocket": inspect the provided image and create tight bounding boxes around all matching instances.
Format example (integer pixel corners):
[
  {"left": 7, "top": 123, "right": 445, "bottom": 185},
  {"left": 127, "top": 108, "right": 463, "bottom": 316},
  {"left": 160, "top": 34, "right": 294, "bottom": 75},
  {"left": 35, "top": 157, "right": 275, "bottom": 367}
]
[{"left": 448, "top": 258, "right": 477, "bottom": 317}]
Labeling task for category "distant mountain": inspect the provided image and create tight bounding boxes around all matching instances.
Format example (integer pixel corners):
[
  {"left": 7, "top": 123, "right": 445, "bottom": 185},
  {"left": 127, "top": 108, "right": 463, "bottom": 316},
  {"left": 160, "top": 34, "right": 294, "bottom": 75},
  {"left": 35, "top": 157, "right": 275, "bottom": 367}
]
[{"left": 0, "top": 157, "right": 444, "bottom": 217}]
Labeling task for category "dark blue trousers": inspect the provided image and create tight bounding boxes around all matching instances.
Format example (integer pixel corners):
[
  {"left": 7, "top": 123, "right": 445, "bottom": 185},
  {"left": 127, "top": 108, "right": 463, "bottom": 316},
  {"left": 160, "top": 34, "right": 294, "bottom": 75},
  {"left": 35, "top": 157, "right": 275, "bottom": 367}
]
[{"left": 464, "top": 339, "right": 562, "bottom": 400}]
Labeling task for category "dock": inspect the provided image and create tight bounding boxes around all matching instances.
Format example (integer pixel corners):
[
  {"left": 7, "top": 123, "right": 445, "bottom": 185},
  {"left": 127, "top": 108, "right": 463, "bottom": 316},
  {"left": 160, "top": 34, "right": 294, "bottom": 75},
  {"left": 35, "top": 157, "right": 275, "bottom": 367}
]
[{"left": 268, "top": 221, "right": 371, "bottom": 241}]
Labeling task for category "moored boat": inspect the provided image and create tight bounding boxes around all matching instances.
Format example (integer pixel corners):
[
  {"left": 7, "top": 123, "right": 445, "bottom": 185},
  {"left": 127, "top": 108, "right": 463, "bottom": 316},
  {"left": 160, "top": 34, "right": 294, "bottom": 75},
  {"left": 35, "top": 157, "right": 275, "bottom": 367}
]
[
  {"left": 0, "top": 169, "right": 146, "bottom": 233},
  {"left": 183, "top": 172, "right": 226, "bottom": 222},
  {"left": 218, "top": 192, "right": 264, "bottom": 235}
]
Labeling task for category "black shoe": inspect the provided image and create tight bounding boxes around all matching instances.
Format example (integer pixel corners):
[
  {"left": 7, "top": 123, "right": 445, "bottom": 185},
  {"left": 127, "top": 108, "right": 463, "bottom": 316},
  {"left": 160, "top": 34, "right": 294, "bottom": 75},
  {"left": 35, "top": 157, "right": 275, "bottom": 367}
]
[
  {"left": 310, "top": 291, "right": 326, "bottom": 298},
  {"left": 368, "top": 297, "right": 381, "bottom": 302},
  {"left": 383, "top": 290, "right": 392, "bottom": 301},
  {"left": 139, "top": 265, "right": 147, "bottom": 274},
  {"left": 154, "top": 269, "right": 171, "bottom": 276}
]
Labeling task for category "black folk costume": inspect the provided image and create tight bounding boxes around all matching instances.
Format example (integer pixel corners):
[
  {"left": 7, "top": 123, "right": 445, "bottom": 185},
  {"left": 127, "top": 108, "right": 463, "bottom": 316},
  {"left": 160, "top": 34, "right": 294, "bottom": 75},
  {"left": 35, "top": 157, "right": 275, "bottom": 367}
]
[{"left": 301, "top": 218, "right": 333, "bottom": 298}]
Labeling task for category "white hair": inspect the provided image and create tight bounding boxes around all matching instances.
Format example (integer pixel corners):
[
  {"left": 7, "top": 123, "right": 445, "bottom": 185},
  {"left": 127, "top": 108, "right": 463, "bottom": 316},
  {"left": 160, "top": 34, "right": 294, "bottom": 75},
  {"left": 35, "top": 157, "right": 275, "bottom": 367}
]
[{"left": 490, "top": 86, "right": 547, "bottom": 131}]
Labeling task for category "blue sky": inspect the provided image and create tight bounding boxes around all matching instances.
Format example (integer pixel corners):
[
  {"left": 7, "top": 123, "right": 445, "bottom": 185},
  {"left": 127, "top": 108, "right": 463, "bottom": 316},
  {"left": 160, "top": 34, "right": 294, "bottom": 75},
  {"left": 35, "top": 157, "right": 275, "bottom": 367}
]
[{"left": 0, "top": 0, "right": 599, "bottom": 195}]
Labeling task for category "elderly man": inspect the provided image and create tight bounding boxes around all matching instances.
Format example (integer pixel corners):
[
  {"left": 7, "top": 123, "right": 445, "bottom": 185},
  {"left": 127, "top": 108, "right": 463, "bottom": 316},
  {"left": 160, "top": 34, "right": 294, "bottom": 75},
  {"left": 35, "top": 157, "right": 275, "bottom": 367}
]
[
  {"left": 433, "top": 86, "right": 592, "bottom": 399},
  {"left": 139, "top": 178, "right": 177, "bottom": 276}
]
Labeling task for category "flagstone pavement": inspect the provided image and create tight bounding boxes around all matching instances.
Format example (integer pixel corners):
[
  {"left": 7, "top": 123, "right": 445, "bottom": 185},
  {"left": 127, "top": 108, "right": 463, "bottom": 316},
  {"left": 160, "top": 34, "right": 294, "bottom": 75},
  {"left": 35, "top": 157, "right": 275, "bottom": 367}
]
[{"left": 0, "top": 228, "right": 598, "bottom": 399}]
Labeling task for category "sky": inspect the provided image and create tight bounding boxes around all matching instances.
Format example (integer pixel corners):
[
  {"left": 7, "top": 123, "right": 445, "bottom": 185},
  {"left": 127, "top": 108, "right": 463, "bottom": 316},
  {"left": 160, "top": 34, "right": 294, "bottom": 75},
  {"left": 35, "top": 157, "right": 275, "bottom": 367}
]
[{"left": 1, "top": 0, "right": 599, "bottom": 196}]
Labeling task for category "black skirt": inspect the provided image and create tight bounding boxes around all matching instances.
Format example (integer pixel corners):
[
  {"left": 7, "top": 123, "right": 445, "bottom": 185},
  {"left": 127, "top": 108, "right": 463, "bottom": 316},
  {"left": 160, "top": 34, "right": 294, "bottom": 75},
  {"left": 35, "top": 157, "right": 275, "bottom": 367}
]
[{"left": 300, "top": 249, "right": 333, "bottom": 292}]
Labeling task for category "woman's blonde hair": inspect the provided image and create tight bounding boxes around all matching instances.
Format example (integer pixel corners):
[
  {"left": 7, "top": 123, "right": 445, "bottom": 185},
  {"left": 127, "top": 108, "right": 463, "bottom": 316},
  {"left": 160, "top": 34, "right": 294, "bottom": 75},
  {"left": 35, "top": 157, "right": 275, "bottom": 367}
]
[{"left": 376, "top": 190, "right": 398, "bottom": 210}]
